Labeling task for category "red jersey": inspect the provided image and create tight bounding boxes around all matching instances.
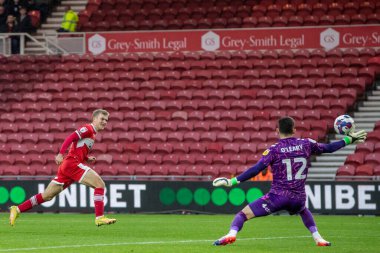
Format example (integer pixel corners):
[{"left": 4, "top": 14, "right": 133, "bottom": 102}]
[{"left": 66, "top": 124, "right": 97, "bottom": 163}]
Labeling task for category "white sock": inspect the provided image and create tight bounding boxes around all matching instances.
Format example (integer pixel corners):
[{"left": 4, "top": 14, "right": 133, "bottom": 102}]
[
  {"left": 312, "top": 231, "right": 322, "bottom": 241},
  {"left": 227, "top": 229, "right": 238, "bottom": 237}
]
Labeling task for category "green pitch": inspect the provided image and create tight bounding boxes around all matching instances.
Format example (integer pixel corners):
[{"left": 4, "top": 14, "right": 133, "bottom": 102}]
[{"left": 0, "top": 214, "right": 379, "bottom": 253}]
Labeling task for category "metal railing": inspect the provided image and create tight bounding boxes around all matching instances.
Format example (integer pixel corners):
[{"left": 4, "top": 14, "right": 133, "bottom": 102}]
[
  {"left": 0, "top": 32, "right": 69, "bottom": 55},
  {"left": 44, "top": 32, "right": 84, "bottom": 54}
]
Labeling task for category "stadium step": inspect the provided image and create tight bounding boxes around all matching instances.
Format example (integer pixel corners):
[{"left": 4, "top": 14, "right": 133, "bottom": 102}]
[
  {"left": 46, "top": 17, "right": 63, "bottom": 23},
  {"left": 309, "top": 168, "right": 337, "bottom": 174},
  {"left": 321, "top": 149, "right": 355, "bottom": 156},
  {"left": 353, "top": 112, "right": 380, "bottom": 118},
  {"left": 307, "top": 173, "right": 336, "bottom": 179},
  {"left": 36, "top": 30, "right": 57, "bottom": 36},
  {"left": 31, "top": 35, "right": 45, "bottom": 41},
  {"left": 348, "top": 123, "right": 374, "bottom": 131},
  {"left": 358, "top": 107, "right": 380, "bottom": 112},
  {"left": 24, "top": 47, "right": 48, "bottom": 54},
  {"left": 52, "top": 12, "right": 66, "bottom": 17},
  {"left": 61, "top": 0, "right": 88, "bottom": 5},
  {"left": 41, "top": 23, "right": 61, "bottom": 29},
  {"left": 316, "top": 156, "right": 347, "bottom": 162},
  {"left": 311, "top": 161, "right": 345, "bottom": 167},
  {"left": 363, "top": 101, "right": 380, "bottom": 107},
  {"left": 56, "top": 6, "right": 83, "bottom": 12},
  {"left": 354, "top": 121, "right": 377, "bottom": 126},
  {"left": 26, "top": 41, "right": 45, "bottom": 47},
  {"left": 367, "top": 96, "right": 380, "bottom": 101}
]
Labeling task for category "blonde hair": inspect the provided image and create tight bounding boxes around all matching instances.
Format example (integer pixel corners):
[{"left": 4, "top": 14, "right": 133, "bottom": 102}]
[{"left": 92, "top": 109, "right": 109, "bottom": 120}]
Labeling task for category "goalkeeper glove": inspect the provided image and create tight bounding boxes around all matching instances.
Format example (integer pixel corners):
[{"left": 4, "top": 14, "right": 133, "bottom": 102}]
[
  {"left": 212, "top": 177, "right": 239, "bottom": 187},
  {"left": 343, "top": 130, "right": 367, "bottom": 144}
]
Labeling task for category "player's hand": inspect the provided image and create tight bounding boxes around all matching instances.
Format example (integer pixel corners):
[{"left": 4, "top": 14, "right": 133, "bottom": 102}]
[
  {"left": 213, "top": 177, "right": 232, "bottom": 187},
  {"left": 87, "top": 156, "right": 96, "bottom": 163},
  {"left": 55, "top": 153, "right": 63, "bottom": 165},
  {"left": 347, "top": 130, "right": 367, "bottom": 144}
]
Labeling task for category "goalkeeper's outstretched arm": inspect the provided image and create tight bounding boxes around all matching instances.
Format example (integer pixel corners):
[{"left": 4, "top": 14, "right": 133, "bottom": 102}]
[
  {"left": 236, "top": 162, "right": 266, "bottom": 183},
  {"left": 213, "top": 162, "right": 266, "bottom": 187},
  {"left": 319, "top": 130, "right": 367, "bottom": 154}
]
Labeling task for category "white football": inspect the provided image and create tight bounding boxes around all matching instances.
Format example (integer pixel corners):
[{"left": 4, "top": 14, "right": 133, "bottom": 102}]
[{"left": 334, "top": 115, "right": 355, "bottom": 135}]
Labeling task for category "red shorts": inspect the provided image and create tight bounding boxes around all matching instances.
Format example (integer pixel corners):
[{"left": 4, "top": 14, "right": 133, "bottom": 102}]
[{"left": 52, "top": 157, "right": 91, "bottom": 189}]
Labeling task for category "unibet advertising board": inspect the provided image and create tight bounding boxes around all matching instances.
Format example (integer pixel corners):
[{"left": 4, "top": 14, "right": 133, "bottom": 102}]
[{"left": 0, "top": 181, "right": 379, "bottom": 215}]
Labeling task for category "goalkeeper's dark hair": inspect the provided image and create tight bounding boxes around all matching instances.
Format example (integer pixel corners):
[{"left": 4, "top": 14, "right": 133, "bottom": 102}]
[{"left": 278, "top": 116, "right": 295, "bottom": 135}]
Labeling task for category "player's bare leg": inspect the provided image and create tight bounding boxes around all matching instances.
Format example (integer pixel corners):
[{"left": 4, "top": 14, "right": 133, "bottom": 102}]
[
  {"left": 299, "top": 208, "right": 331, "bottom": 246},
  {"left": 10, "top": 182, "right": 62, "bottom": 226},
  {"left": 214, "top": 205, "right": 254, "bottom": 246},
  {"left": 81, "top": 169, "right": 116, "bottom": 226}
]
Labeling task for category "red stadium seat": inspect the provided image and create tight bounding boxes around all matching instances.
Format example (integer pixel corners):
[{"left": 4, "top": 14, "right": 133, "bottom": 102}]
[
  {"left": 367, "top": 13, "right": 380, "bottom": 24},
  {"left": 367, "top": 131, "right": 380, "bottom": 142},
  {"left": 374, "top": 165, "right": 380, "bottom": 176},
  {"left": 132, "top": 164, "right": 152, "bottom": 176},
  {"left": 35, "top": 165, "right": 52, "bottom": 176},
  {"left": 297, "top": 3, "right": 312, "bottom": 16},
  {"left": 319, "top": 15, "right": 335, "bottom": 26},
  {"left": 359, "top": 2, "right": 375, "bottom": 15},
  {"left": 210, "top": 122, "right": 226, "bottom": 132},
  {"left": 345, "top": 153, "right": 365, "bottom": 167},
  {"left": 364, "top": 153, "right": 380, "bottom": 167},
  {"left": 336, "top": 165, "right": 355, "bottom": 179},
  {"left": 251, "top": 132, "right": 267, "bottom": 143},
  {"left": 373, "top": 142, "right": 380, "bottom": 153},
  {"left": 166, "top": 165, "right": 185, "bottom": 178},
  {"left": 282, "top": 79, "right": 298, "bottom": 89},
  {"left": 116, "top": 164, "right": 135, "bottom": 176},
  {"left": 161, "top": 154, "right": 179, "bottom": 165},
  {"left": 306, "top": 89, "right": 323, "bottom": 99},
  {"left": 2, "top": 166, "right": 19, "bottom": 176},
  {"left": 355, "top": 165, "right": 374, "bottom": 177},
  {"left": 86, "top": 0, "right": 101, "bottom": 12},
  {"left": 303, "top": 15, "right": 319, "bottom": 25},
  {"left": 251, "top": 5, "right": 266, "bottom": 17}
]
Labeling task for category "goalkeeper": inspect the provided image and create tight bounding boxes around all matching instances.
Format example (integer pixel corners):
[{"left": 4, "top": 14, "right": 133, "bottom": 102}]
[{"left": 213, "top": 116, "right": 366, "bottom": 247}]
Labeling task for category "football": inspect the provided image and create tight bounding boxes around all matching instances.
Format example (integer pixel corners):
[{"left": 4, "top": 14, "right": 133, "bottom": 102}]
[{"left": 334, "top": 115, "right": 355, "bottom": 135}]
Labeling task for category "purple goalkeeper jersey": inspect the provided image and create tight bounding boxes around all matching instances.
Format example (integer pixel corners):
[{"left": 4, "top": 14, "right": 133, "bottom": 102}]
[{"left": 259, "top": 137, "right": 324, "bottom": 201}]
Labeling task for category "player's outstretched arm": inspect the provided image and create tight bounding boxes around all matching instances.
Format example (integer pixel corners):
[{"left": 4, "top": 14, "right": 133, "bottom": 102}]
[
  {"left": 317, "top": 130, "right": 367, "bottom": 154},
  {"left": 213, "top": 161, "right": 267, "bottom": 187}
]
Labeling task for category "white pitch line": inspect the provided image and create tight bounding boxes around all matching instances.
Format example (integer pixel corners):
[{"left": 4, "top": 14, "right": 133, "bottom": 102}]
[{"left": 0, "top": 235, "right": 310, "bottom": 252}]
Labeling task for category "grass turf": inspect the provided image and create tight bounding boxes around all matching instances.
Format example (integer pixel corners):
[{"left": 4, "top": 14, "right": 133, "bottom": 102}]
[{"left": 0, "top": 214, "right": 379, "bottom": 253}]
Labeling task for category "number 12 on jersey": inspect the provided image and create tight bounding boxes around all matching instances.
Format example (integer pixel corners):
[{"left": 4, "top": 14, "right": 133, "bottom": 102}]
[{"left": 282, "top": 158, "right": 307, "bottom": 181}]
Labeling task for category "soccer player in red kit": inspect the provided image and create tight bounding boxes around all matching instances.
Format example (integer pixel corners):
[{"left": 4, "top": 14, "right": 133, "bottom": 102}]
[{"left": 9, "top": 109, "right": 116, "bottom": 227}]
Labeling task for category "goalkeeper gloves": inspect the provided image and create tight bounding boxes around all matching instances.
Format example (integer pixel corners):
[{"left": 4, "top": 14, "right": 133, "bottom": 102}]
[
  {"left": 343, "top": 130, "right": 367, "bottom": 145},
  {"left": 212, "top": 177, "right": 239, "bottom": 187}
]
